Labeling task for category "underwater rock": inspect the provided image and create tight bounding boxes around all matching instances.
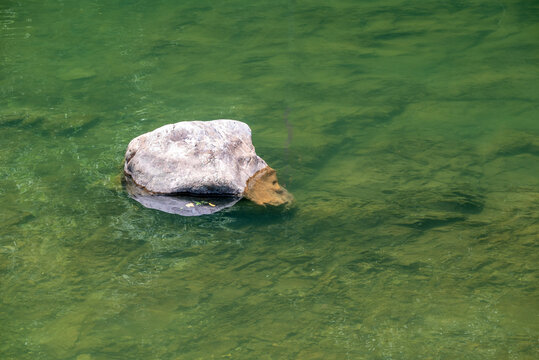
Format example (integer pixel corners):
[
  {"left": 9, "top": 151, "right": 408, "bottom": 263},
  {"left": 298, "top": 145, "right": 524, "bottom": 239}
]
[
  {"left": 0, "top": 110, "right": 44, "bottom": 128},
  {"left": 391, "top": 185, "right": 485, "bottom": 230},
  {"left": 124, "top": 120, "right": 293, "bottom": 212},
  {"left": 0, "top": 112, "right": 27, "bottom": 127},
  {"left": 489, "top": 130, "right": 539, "bottom": 158},
  {"left": 243, "top": 166, "right": 294, "bottom": 206},
  {"left": 0, "top": 108, "right": 102, "bottom": 137},
  {"left": 57, "top": 67, "right": 97, "bottom": 81}
]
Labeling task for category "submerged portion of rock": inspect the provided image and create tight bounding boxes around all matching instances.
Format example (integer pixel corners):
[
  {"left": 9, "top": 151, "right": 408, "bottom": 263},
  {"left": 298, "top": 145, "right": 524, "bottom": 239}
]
[
  {"left": 243, "top": 167, "right": 294, "bottom": 206},
  {"left": 124, "top": 120, "right": 268, "bottom": 195}
]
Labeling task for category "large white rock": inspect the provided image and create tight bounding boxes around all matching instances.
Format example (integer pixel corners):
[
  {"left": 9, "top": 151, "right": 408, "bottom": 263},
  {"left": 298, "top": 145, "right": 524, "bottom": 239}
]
[{"left": 124, "top": 120, "right": 268, "bottom": 195}]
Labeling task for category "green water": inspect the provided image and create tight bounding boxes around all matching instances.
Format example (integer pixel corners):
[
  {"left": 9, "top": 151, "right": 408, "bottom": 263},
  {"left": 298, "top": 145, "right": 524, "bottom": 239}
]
[{"left": 1, "top": 0, "right": 538, "bottom": 358}]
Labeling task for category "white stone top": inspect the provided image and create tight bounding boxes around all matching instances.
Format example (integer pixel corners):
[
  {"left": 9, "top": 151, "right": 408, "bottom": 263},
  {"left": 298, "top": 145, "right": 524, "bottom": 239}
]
[{"left": 124, "top": 120, "right": 268, "bottom": 195}]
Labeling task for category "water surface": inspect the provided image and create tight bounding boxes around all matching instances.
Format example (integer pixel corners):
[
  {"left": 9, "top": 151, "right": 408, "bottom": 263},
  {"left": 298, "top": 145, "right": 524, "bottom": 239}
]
[{"left": 1, "top": 0, "right": 538, "bottom": 359}]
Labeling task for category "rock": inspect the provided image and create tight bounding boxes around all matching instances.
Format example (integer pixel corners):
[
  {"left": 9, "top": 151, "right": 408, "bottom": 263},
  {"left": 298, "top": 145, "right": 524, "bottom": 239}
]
[
  {"left": 0, "top": 108, "right": 102, "bottom": 136},
  {"left": 243, "top": 166, "right": 294, "bottom": 206},
  {"left": 0, "top": 112, "right": 27, "bottom": 127},
  {"left": 124, "top": 120, "right": 293, "bottom": 212},
  {"left": 0, "top": 110, "right": 44, "bottom": 128},
  {"left": 57, "top": 67, "right": 97, "bottom": 81},
  {"left": 125, "top": 119, "right": 268, "bottom": 195},
  {"left": 490, "top": 130, "right": 539, "bottom": 158}
]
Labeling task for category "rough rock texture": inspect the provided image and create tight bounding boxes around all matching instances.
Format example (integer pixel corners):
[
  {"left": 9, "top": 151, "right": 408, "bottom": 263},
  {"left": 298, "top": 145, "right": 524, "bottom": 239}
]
[
  {"left": 243, "top": 167, "right": 294, "bottom": 206},
  {"left": 124, "top": 120, "right": 268, "bottom": 195}
]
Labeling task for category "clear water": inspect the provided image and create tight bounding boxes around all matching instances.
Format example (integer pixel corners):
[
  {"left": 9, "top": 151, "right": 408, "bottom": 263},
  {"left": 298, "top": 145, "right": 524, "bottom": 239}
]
[{"left": 1, "top": 1, "right": 538, "bottom": 359}]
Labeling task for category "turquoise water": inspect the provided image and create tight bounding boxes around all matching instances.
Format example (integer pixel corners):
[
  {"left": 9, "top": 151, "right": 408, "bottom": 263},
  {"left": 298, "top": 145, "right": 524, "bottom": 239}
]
[{"left": 1, "top": 0, "right": 538, "bottom": 359}]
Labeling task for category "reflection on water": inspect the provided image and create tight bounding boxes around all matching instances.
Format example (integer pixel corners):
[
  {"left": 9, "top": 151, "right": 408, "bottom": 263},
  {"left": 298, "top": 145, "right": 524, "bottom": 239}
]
[
  {"left": 1, "top": 0, "right": 538, "bottom": 359},
  {"left": 125, "top": 175, "right": 241, "bottom": 216}
]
